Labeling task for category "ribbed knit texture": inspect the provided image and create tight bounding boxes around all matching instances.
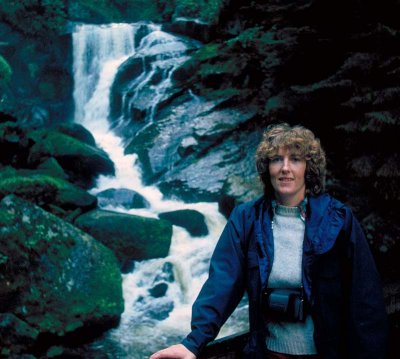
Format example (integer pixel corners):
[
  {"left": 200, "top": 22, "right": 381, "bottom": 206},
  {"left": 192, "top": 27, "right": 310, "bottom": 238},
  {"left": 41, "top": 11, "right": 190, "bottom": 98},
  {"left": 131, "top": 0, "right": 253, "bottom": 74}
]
[{"left": 266, "top": 205, "right": 317, "bottom": 355}]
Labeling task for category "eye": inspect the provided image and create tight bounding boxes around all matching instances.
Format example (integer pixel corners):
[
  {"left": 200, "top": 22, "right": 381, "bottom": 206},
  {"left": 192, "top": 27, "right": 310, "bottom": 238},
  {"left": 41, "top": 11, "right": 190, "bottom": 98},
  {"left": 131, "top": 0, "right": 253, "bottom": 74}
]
[
  {"left": 270, "top": 157, "right": 282, "bottom": 163},
  {"left": 291, "top": 156, "right": 302, "bottom": 162}
]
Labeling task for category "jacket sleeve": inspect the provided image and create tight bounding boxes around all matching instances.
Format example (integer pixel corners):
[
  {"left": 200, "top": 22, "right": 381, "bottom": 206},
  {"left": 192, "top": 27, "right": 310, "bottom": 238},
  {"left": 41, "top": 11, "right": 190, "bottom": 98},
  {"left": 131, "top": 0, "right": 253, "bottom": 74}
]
[
  {"left": 344, "top": 208, "right": 388, "bottom": 358},
  {"left": 181, "top": 205, "right": 248, "bottom": 357}
]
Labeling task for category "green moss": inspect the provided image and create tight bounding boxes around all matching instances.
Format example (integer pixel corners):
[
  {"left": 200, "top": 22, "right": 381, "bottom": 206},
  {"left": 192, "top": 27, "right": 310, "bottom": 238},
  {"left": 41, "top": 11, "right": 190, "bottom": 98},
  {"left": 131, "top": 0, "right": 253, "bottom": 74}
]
[
  {"left": 195, "top": 43, "right": 221, "bottom": 61},
  {"left": 29, "top": 129, "right": 102, "bottom": 158},
  {"left": 75, "top": 209, "right": 172, "bottom": 263},
  {"left": 37, "top": 157, "right": 68, "bottom": 180}
]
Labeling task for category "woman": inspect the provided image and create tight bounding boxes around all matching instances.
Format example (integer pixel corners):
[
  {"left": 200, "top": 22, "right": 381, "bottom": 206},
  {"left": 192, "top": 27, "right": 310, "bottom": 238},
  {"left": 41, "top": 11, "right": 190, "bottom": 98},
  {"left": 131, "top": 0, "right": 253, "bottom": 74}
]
[{"left": 150, "top": 123, "right": 387, "bottom": 359}]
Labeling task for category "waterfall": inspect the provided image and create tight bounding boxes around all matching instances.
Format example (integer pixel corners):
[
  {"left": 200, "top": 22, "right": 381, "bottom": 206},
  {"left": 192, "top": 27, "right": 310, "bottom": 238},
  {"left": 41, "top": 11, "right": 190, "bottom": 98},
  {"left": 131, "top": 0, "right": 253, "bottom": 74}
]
[{"left": 72, "top": 23, "right": 248, "bottom": 358}]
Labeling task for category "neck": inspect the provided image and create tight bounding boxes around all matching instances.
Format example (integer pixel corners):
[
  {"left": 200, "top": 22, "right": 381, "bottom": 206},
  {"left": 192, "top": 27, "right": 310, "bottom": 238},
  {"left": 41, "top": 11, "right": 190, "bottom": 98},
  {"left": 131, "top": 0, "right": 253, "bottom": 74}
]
[{"left": 275, "top": 196, "right": 305, "bottom": 207}]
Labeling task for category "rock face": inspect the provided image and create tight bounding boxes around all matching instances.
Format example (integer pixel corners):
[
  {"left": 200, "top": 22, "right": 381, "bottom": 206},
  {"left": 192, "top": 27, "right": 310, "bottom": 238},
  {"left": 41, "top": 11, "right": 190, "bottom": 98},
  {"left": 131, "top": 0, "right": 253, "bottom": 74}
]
[
  {"left": 109, "top": 0, "right": 399, "bottom": 281},
  {"left": 0, "top": 195, "right": 124, "bottom": 356},
  {"left": 74, "top": 209, "right": 173, "bottom": 272}
]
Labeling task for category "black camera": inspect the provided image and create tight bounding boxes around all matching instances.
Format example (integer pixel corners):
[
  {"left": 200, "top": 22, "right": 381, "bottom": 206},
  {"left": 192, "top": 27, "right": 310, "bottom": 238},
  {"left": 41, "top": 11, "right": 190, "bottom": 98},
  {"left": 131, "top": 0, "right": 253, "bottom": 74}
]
[{"left": 262, "top": 288, "right": 306, "bottom": 322}]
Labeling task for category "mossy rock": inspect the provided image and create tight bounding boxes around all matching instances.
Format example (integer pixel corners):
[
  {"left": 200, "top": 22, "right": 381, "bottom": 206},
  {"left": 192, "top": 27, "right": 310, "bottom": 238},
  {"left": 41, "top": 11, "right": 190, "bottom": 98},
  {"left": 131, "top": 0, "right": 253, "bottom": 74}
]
[
  {"left": 54, "top": 123, "right": 96, "bottom": 147},
  {"left": 27, "top": 129, "right": 114, "bottom": 188},
  {"left": 74, "top": 209, "right": 172, "bottom": 272},
  {"left": 0, "top": 195, "right": 123, "bottom": 354},
  {"left": 36, "top": 157, "right": 69, "bottom": 180},
  {"left": 158, "top": 209, "right": 208, "bottom": 237},
  {"left": 0, "top": 173, "right": 97, "bottom": 212}
]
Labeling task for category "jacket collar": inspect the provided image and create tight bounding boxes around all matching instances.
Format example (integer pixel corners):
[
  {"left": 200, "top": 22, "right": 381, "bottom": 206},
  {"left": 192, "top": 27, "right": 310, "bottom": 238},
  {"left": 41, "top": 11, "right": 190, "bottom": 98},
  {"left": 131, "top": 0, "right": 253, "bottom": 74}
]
[
  {"left": 305, "top": 194, "right": 346, "bottom": 254},
  {"left": 253, "top": 193, "right": 346, "bottom": 255}
]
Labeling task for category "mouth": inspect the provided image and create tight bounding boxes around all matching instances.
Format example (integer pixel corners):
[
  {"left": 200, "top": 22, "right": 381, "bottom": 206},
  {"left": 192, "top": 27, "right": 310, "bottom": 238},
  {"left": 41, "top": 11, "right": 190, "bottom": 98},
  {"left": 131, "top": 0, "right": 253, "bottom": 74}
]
[{"left": 279, "top": 177, "right": 294, "bottom": 182}]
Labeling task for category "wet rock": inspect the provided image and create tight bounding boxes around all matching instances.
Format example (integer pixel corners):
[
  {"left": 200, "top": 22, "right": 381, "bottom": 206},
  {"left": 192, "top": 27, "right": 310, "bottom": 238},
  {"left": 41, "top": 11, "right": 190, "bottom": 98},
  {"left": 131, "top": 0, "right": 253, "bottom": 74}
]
[
  {"left": 149, "top": 282, "right": 169, "bottom": 298},
  {"left": 109, "top": 27, "right": 200, "bottom": 142},
  {"left": 159, "top": 209, "right": 208, "bottom": 237},
  {"left": 155, "top": 262, "right": 175, "bottom": 283},
  {"left": 121, "top": 259, "right": 135, "bottom": 274},
  {"left": 156, "top": 125, "right": 261, "bottom": 203},
  {"left": 135, "top": 294, "right": 174, "bottom": 321},
  {"left": 97, "top": 188, "right": 150, "bottom": 209},
  {"left": 74, "top": 209, "right": 172, "bottom": 272},
  {"left": 148, "top": 300, "right": 174, "bottom": 321},
  {"left": 177, "top": 136, "right": 198, "bottom": 157}
]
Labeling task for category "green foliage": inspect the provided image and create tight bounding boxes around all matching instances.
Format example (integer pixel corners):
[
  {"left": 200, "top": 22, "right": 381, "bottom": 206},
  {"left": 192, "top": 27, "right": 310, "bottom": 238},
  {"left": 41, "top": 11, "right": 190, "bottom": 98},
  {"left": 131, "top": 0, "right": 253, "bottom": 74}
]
[
  {"left": 173, "top": 27, "right": 266, "bottom": 100},
  {"left": 0, "top": 0, "right": 67, "bottom": 37},
  {"left": 71, "top": 0, "right": 123, "bottom": 21},
  {"left": 156, "top": 0, "right": 224, "bottom": 23},
  {"left": 0, "top": 56, "right": 12, "bottom": 89},
  {"left": 71, "top": 0, "right": 162, "bottom": 22},
  {"left": 174, "top": 0, "right": 224, "bottom": 23},
  {"left": 118, "top": 0, "right": 162, "bottom": 22}
]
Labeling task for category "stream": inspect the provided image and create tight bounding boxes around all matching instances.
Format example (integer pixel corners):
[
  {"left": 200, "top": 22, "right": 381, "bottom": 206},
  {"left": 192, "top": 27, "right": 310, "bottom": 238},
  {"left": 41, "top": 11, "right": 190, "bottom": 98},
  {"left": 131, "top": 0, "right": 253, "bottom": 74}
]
[{"left": 72, "top": 22, "right": 248, "bottom": 358}]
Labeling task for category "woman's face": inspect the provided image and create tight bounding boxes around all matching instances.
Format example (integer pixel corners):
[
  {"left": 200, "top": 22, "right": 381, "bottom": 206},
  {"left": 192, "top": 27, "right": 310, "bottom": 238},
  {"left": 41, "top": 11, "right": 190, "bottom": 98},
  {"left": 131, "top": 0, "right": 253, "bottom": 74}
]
[{"left": 268, "top": 147, "right": 306, "bottom": 206}]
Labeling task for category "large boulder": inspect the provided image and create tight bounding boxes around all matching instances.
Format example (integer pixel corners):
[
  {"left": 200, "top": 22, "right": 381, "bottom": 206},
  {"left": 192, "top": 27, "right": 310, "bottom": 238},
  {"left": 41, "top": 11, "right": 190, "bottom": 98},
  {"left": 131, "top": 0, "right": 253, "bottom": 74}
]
[
  {"left": 27, "top": 129, "right": 115, "bottom": 189},
  {"left": 74, "top": 209, "right": 172, "bottom": 272},
  {"left": 0, "top": 195, "right": 124, "bottom": 356}
]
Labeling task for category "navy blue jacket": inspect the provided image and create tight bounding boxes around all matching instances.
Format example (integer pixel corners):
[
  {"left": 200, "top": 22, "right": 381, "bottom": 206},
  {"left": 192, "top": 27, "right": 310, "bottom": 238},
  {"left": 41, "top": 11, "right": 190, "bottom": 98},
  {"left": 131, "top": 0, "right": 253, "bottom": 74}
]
[{"left": 182, "top": 194, "right": 388, "bottom": 358}]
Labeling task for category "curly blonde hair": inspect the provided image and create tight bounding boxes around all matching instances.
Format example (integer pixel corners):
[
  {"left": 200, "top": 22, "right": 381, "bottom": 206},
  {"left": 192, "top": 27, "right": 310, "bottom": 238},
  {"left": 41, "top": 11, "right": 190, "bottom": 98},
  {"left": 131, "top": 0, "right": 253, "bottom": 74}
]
[{"left": 255, "top": 123, "right": 326, "bottom": 197}]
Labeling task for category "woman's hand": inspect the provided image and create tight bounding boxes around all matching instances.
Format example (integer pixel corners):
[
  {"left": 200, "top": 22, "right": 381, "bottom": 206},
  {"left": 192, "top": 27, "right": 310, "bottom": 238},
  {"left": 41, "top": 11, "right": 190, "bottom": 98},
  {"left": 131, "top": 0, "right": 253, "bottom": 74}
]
[{"left": 149, "top": 344, "right": 196, "bottom": 359}]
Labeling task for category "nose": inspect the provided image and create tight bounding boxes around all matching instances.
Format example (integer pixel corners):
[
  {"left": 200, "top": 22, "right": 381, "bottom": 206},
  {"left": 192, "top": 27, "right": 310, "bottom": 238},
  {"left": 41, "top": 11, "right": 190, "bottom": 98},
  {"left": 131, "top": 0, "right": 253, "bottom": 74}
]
[{"left": 281, "top": 157, "right": 290, "bottom": 172}]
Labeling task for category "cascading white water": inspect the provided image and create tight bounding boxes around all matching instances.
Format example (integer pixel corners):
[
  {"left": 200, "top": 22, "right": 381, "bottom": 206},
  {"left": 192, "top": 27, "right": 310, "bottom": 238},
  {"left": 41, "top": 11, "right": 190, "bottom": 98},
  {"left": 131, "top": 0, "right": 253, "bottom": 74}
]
[{"left": 72, "top": 23, "right": 248, "bottom": 358}]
